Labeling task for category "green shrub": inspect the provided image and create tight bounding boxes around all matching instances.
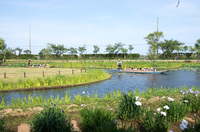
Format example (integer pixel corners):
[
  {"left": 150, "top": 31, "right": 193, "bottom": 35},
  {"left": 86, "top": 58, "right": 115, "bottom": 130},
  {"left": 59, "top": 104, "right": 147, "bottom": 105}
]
[
  {"left": 118, "top": 93, "right": 143, "bottom": 120},
  {"left": 80, "top": 106, "right": 116, "bottom": 132},
  {"left": 31, "top": 103, "right": 73, "bottom": 132}
]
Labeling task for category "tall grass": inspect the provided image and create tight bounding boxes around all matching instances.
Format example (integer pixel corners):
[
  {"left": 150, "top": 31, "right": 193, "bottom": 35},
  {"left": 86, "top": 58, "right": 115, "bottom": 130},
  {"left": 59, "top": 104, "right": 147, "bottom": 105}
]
[
  {"left": 162, "top": 100, "right": 189, "bottom": 122},
  {"left": 31, "top": 103, "right": 74, "bottom": 132},
  {"left": 141, "top": 108, "right": 170, "bottom": 132},
  {"left": 80, "top": 106, "right": 116, "bottom": 132},
  {"left": 118, "top": 93, "right": 143, "bottom": 120}
]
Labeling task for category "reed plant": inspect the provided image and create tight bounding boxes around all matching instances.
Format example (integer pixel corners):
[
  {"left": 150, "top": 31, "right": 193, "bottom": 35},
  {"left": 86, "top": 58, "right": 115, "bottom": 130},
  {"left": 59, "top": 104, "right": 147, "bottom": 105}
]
[
  {"left": 118, "top": 93, "right": 143, "bottom": 120},
  {"left": 93, "top": 91, "right": 98, "bottom": 99},
  {"left": 103, "top": 92, "right": 113, "bottom": 99},
  {"left": 65, "top": 91, "right": 71, "bottom": 102},
  {"left": 112, "top": 89, "right": 122, "bottom": 98},
  {"left": 180, "top": 88, "right": 200, "bottom": 113},
  {"left": 141, "top": 108, "right": 170, "bottom": 132},
  {"left": 162, "top": 99, "right": 189, "bottom": 122},
  {"left": 0, "top": 99, "right": 5, "bottom": 108},
  {"left": 80, "top": 106, "right": 116, "bottom": 132},
  {"left": 73, "top": 93, "right": 83, "bottom": 101},
  {"left": 31, "top": 103, "right": 74, "bottom": 132}
]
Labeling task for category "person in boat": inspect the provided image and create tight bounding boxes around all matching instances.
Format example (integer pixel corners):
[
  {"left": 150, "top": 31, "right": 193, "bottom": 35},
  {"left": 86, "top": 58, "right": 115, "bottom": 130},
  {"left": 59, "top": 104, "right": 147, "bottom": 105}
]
[{"left": 117, "top": 59, "right": 122, "bottom": 70}]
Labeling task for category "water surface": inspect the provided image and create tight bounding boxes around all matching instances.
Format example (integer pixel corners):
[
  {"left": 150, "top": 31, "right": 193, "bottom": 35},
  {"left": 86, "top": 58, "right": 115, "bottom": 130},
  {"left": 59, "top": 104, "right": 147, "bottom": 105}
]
[{"left": 0, "top": 69, "right": 200, "bottom": 104}]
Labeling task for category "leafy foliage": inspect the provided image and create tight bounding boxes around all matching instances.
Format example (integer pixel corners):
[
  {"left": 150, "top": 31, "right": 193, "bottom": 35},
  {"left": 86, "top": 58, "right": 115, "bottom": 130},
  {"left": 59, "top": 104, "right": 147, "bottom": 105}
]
[
  {"left": 118, "top": 93, "right": 143, "bottom": 120},
  {"left": 105, "top": 42, "right": 125, "bottom": 58},
  {"left": 158, "top": 39, "right": 184, "bottom": 58},
  {"left": 162, "top": 100, "right": 189, "bottom": 122},
  {"left": 144, "top": 31, "right": 164, "bottom": 59},
  {"left": 48, "top": 43, "right": 66, "bottom": 57},
  {"left": 31, "top": 103, "right": 73, "bottom": 132},
  {"left": 80, "top": 106, "right": 116, "bottom": 132},
  {"left": 141, "top": 108, "right": 170, "bottom": 132},
  {"left": 93, "top": 45, "right": 100, "bottom": 54}
]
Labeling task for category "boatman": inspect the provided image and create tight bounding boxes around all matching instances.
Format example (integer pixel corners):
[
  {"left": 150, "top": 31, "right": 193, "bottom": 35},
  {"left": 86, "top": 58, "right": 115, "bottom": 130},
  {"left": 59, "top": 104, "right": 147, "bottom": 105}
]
[{"left": 117, "top": 59, "right": 122, "bottom": 70}]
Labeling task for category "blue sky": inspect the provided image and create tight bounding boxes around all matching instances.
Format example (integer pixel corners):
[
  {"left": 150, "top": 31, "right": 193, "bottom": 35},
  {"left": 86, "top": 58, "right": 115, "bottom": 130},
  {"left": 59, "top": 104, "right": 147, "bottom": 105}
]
[{"left": 0, "top": 0, "right": 200, "bottom": 55}]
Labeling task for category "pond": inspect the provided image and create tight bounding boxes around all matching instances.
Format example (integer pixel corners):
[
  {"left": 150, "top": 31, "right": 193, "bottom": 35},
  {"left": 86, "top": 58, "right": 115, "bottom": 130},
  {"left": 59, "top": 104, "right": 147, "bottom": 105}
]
[{"left": 0, "top": 69, "right": 200, "bottom": 105}]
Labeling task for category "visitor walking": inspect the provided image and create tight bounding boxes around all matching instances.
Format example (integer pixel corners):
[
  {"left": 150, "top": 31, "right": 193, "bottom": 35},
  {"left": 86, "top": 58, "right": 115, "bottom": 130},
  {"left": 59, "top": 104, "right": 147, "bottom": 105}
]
[{"left": 28, "top": 59, "right": 31, "bottom": 65}]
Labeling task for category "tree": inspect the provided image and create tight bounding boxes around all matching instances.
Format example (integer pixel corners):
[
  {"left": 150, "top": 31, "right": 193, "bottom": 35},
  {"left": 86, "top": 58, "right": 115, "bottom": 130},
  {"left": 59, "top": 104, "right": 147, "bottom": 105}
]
[
  {"left": 188, "top": 46, "right": 195, "bottom": 58},
  {"left": 105, "top": 42, "right": 124, "bottom": 58},
  {"left": 0, "top": 38, "right": 7, "bottom": 63},
  {"left": 39, "top": 45, "right": 52, "bottom": 60},
  {"left": 144, "top": 31, "right": 164, "bottom": 58},
  {"left": 183, "top": 45, "right": 188, "bottom": 58},
  {"left": 158, "top": 39, "right": 184, "bottom": 58},
  {"left": 93, "top": 45, "right": 100, "bottom": 54},
  {"left": 128, "top": 45, "right": 134, "bottom": 54},
  {"left": 48, "top": 43, "right": 66, "bottom": 57},
  {"left": 175, "top": 46, "right": 183, "bottom": 55},
  {"left": 15, "top": 47, "right": 23, "bottom": 55},
  {"left": 78, "top": 46, "right": 86, "bottom": 55},
  {"left": 195, "top": 39, "right": 200, "bottom": 62},
  {"left": 24, "top": 49, "right": 31, "bottom": 54},
  {"left": 78, "top": 46, "right": 86, "bottom": 59},
  {"left": 68, "top": 47, "right": 77, "bottom": 58},
  {"left": 4, "top": 48, "right": 14, "bottom": 60},
  {"left": 121, "top": 48, "right": 128, "bottom": 59},
  {"left": 128, "top": 45, "right": 134, "bottom": 58}
]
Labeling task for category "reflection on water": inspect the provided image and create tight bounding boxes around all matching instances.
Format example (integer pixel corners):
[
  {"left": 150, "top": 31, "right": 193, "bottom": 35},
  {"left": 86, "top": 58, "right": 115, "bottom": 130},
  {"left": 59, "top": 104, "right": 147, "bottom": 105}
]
[{"left": 0, "top": 69, "right": 200, "bottom": 104}]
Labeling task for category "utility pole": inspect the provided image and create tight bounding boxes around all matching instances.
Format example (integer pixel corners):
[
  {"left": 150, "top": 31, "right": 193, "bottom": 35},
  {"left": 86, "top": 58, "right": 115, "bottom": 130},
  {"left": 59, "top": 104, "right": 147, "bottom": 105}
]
[
  {"left": 156, "top": 17, "right": 159, "bottom": 57},
  {"left": 85, "top": 43, "right": 87, "bottom": 54},
  {"left": 29, "top": 26, "right": 31, "bottom": 54},
  {"left": 84, "top": 44, "right": 85, "bottom": 60}
]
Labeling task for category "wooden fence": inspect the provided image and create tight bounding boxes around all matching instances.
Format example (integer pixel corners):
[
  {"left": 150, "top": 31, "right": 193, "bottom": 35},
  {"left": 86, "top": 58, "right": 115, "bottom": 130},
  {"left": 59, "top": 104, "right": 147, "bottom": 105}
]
[{"left": 1, "top": 68, "right": 86, "bottom": 79}]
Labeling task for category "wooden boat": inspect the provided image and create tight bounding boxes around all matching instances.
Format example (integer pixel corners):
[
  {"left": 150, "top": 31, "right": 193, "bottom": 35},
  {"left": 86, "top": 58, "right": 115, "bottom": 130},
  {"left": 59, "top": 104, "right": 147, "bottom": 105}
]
[{"left": 113, "top": 69, "right": 167, "bottom": 74}]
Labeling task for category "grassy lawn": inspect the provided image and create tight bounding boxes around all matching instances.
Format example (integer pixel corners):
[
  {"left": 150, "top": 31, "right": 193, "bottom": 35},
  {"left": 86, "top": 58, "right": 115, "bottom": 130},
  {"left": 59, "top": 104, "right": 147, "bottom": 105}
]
[{"left": 0, "top": 67, "right": 83, "bottom": 83}]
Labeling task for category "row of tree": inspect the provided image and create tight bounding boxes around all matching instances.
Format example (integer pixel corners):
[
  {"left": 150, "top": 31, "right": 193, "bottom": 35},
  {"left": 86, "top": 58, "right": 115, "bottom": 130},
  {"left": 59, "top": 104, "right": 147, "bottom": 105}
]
[
  {"left": 1, "top": 31, "right": 200, "bottom": 61},
  {"left": 144, "top": 31, "right": 200, "bottom": 60},
  {"left": 38, "top": 42, "right": 134, "bottom": 59}
]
